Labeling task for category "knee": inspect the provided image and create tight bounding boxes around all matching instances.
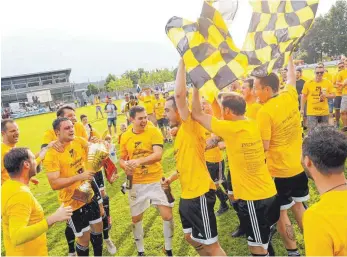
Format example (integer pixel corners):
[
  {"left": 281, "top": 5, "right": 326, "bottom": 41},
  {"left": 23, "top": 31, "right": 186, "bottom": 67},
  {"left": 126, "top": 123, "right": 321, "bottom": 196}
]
[
  {"left": 101, "top": 190, "right": 106, "bottom": 198},
  {"left": 132, "top": 215, "right": 143, "bottom": 224},
  {"left": 77, "top": 233, "right": 90, "bottom": 246},
  {"left": 204, "top": 242, "right": 220, "bottom": 256},
  {"left": 161, "top": 211, "right": 173, "bottom": 221},
  {"left": 184, "top": 233, "right": 193, "bottom": 244}
]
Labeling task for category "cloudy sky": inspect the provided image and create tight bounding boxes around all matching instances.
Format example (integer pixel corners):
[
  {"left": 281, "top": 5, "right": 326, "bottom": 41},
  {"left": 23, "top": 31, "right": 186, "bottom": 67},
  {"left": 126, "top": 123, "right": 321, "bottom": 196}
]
[{"left": 1, "top": 0, "right": 336, "bottom": 82}]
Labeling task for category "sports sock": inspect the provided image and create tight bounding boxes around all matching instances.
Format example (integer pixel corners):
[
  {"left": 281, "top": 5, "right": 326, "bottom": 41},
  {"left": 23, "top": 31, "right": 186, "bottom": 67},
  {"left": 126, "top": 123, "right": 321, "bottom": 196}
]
[
  {"left": 91, "top": 231, "right": 103, "bottom": 256},
  {"left": 102, "top": 214, "right": 109, "bottom": 240},
  {"left": 65, "top": 225, "right": 76, "bottom": 253},
  {"left": 76, "top": 243, "right": 89, "bottom": 256},
  {"left": 216, "top": 187, "right": 228, "bottom": 207},
  {"left": 103, "top": 196, "right": 110, "bottom": 217},
  {"left": 133, "top": 221, "right": 145, "bottom": 253},
  {"left": 163, "top": 219, "right": 174, "bottom": 251},
  {"left": 287, "top": 248, "right": 300, "bottom": 256}
]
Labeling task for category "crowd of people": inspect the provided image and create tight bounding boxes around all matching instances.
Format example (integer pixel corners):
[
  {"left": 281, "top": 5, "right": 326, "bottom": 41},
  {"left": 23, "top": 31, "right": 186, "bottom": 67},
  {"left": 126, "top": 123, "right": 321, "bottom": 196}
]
[{"left": 1, "top": 55, "right": 347, "bottom": 257}]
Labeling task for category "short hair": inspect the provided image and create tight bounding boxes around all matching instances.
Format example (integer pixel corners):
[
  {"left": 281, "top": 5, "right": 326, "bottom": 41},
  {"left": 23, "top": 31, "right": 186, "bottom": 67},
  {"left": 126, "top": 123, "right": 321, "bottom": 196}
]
[
  {"left": 256, "top": 73, "right": 280, "bottom": 93},
  {"left": 244, "top": 78, "right": 254, "bottom": 89},
  {"left": 4, "top": 147, "right": 30, "bottom": 176},
  {"left": 315, "top": 65, "right": 325, "bottom": 71},
  {"left": 166, "top": 96, "right": 177, "bottom": 110},
  {"left": 53, "top": 117, "right": 70, "bottom": 131},
  {"left": 303, "top": 125, "right": 347, "bottom": 174},
  {"left": 296, "top": 68, "right": 302, "bottom": 73},
  {"left": 80, "top": 114, "right": 87, "bottom": 121},
  {"left": 130, "top": 95, "right": 135, "bottom": 100},
  {"left": 317, "top": 62, "right": 324, "bottom": 67},
  {"left": 1, "top": 119, "right": 15, "bottom": 132},
  {"left": 56, "top": 106, "right": 75, "bottom": 118},
  {"left": 221, "top": 94, "right": 246, "bottom": 115},
  {"left": 129, "top": 106, "right": 145, "bottom": 118}
]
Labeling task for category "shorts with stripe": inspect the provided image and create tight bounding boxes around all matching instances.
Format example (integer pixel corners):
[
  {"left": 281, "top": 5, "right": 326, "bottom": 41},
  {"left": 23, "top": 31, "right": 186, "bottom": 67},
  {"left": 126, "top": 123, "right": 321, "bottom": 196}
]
[
  {"left": 179, "top": 190, "right": 218, "bottom": 245},
  {"left": 238, "top": 195, "right": 280, "bottom": 249},
  {"left": 94, "top": 170, "right": 105, "bottom": 192},
  {"left": 91, "top": 177, "right": 103, "bottom": 204},
  {"left": 206, "top": 160, "right": 226, "bottom": 184},
  {"left": 226, "top": 170, "right": 233, "bottom": 195},
  {"left": 68, "top": 200, "right": 102, "bottom": 237}
]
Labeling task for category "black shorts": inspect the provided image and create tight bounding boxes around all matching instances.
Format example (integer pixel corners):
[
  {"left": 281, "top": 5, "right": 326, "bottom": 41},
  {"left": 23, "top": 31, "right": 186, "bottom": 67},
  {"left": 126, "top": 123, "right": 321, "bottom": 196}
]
[
  {"left": 274, "top": 171, "right": 309, "bottom": 210},
  {"left": 239, "top": 196, "right": 280, "bottom": 249},
  {"left": 179, "top": 190, "right": 218, "bottom": 245},
  {"left": 94, "top": 170, "right": 105, "bottom": 191},
  {"left": 226, "top": 170, "right": 233, "bottom": 195},
  {"left": 206, "top": 160, "right": 225, "bottom": 184},
  {"left": 334, "top": 96, "right": 342, "bottom": 109},
  {"left": 91, "top": 177, "right": 102, "bottom": 204},
  {"left": 68, "top": 201, "right": 102, "bottom": 237}
]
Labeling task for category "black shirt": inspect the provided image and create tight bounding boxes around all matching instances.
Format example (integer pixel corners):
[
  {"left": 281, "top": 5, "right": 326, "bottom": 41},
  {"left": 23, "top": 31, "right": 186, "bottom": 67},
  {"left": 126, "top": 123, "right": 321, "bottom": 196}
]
[{"left": 296, "top": 79, "right": 306, "bottom": 95}]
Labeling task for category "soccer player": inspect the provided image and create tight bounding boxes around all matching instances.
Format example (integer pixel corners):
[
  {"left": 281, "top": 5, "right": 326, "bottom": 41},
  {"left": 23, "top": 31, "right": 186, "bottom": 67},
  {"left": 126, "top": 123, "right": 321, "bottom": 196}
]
[
  {"left": 124, "top": 95, "right": 139, "bottom": 125},
  {"left": 333, "top": 61, "right": 345, "bottom": 128},
  {"left": 162, "top": 60, "right": 226, "bottom": 256},
  {"left": 138, "top": 88, "right": 157, "bottom": 126},
  {"left": 43, "top": 118, "right": 103, "bottom": 256},
  {"left": 154, "top": 91, "right": 170, "bottom": 142},
  {"left": 254, "top": 57, "right": 308, "bottom": 256},
  {"left": 2, "top": 147, "right": 73, "bottom": 256},
  {"left": 104, "top": 97, "right": 118, "bottom": 136},
  {"left": 95, "top": 96, "right": 104, "bottom": 119},
  {"left": 301, "top": 126, "right": 347, "bottom": 256},
  {"left": 301, "top": 65, "right": 335, "bottom": 131},
  {"left": 336, "top": 58, "right": 347, "bottom": 131},
  {"left": 119, "top": 106, "right": 174, "bottom": 256}
]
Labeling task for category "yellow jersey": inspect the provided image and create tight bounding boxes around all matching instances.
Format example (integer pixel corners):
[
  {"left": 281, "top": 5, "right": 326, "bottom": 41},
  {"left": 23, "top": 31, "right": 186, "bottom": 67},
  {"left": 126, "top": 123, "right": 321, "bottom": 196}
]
[
  {"left": 174, "top": 115, "right": 215, "bottom": 199},
  {"left": 138, "top": 95, "right": 155, "bottom": 114},
  {"left": 2, "top": 180, "right": 48, "bottom": 256},
  {"left": 1, "top": 142, "right": 13, "bottom": 185},
  {"left": 43, "top": 137, "right": 88, "bottom": 211},
  {"left": 323, "top": 72, "right": 333, "bottom": 83},
  {"left": 302, "top": 79, "right": 334, "bottom": 116},
  {"left": 245, "top": 102, "right": 262, "bottom": 120},
  {"left": 336, "top": 70, "right": 347, "bottom": 96},
  {"left": 211, "top": 117, "right": 276, "bottom": 200},
  {"left": 42, "top": 122, "right": 88, "bottom": 146},
  {"left": 120, "top": 124, "right": 164, "bottom": 184},
  {"left": 257, "top": 84, "right": 303, "bottom": 178},
  {"left": 303, "top": 190, "right": 347, "bottom": 256},
  {"left": 204, "top": 129, "right": 223, "bottom": 163},
  {"left": 154, "top": 97, "right": 166, "bottom": 120}
]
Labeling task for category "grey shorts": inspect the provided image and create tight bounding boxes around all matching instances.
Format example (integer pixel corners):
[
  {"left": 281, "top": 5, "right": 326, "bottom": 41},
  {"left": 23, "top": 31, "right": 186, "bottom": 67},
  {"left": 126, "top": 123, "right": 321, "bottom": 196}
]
[
  {"left": 341, "top": 96, "right": 347, "bottom": 112},
  {"left": 307, "top": 115, "right": 329, "bottom": 129}
]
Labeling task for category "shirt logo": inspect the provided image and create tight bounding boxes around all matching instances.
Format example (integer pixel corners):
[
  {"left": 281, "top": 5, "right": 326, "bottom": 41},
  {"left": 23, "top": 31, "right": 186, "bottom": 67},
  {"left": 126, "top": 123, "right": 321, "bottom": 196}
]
[
  {"left": 135, "top": 142, "right": 141, "bottom": 148},
  {"left": 69, "top": 149, "right": 75, "bottom": 158}
]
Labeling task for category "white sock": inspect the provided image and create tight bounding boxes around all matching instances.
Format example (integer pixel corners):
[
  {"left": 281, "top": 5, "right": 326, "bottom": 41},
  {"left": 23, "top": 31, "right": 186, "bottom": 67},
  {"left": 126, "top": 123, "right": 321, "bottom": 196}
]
[
  {"left": 132, "top": 221, "right": 145, "bottom": 252},
  {"left": 163, "top": 219, "right": 174, "bottom": 251}
]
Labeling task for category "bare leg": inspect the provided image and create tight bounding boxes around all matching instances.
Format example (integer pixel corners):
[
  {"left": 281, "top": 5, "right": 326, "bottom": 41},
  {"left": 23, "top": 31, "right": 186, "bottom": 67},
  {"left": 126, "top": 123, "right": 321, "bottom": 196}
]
[
  {"left": 291, "top": 202, "right": 305, "bottom": 232},
  {"left": 183, "top": 234, "right": 226, "bottom": 256},
  {"left": 249, "top": 246, "right": 267, "bottom": 255},
  {"left": 277, "top": 210, "right": 297, "bottom": 250},
  {"left": 335, "top": 109, "right": 340, "bottom": 127}
]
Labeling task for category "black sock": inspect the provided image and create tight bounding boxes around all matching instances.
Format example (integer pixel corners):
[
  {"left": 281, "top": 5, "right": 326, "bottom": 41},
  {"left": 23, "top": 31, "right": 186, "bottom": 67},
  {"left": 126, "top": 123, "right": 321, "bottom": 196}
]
[
  {"left": 65, "top": 225, "right": 76, "bottom": 253},
  {"left": 102, "top": 214, "right": 109, "bottom": 240},
  {"left": 216, "top": 188, "right": 228, "bottom": 207},
  {"left": 268, "top": 242, "right": 275, "bottom": 256},
  {"left": 287, "top": 248, "right": 300, "bottom": 256},
  {"left": 103, "top": 196, "right": 110, "bottom": 217},
  {"left": 251, "top": 253, "right": 269, "bottom": 256},
  {"left": 76, "top": 243, "right": 89, "bottom": 256},
  {"left": 166, "top": 249, "right": 173, "bottom": 256},
  {"left": 91, "top": 232, "right": 103, "bottom": 256}
]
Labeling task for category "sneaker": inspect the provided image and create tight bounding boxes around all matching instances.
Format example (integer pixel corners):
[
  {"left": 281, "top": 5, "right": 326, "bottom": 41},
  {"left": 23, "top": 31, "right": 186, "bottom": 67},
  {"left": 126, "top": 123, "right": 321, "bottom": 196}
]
[
  {"left": 162, "top": 248, "right": 173, "bottom": 256},
  {"left": 138, "top": 252, "right": 145, "bottom": 256},
  {"left": 215, "top": 204, "right": 229, "bottom": 216},
  {"left": 68, "top": 252, "right": 77, "bottom": 256},
  {"left": 230, "top": 225, "right": 246, "bottom": 238},
  {"left": 105, "top": 238, "right": 117, "bottom": 255}
]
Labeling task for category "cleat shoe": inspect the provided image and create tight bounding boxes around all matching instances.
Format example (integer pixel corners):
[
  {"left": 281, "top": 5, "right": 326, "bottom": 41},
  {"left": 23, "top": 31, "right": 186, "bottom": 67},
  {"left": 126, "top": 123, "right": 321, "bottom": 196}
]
[{"left": 105, "top": 238, "right": 117, "bottom": 255}]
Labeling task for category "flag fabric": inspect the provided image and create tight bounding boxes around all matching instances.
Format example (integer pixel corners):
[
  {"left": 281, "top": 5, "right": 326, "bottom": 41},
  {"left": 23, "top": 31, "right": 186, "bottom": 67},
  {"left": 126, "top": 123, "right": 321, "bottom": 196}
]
[{"left": 166, "top": 0, "right": 319, "bottom": 102}]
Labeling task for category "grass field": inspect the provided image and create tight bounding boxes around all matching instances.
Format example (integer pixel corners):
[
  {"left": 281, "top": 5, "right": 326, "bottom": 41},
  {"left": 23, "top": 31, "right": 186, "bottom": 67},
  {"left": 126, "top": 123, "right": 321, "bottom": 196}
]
[{"left": 2, "top": 90, "right": 345, "bottom": 256}]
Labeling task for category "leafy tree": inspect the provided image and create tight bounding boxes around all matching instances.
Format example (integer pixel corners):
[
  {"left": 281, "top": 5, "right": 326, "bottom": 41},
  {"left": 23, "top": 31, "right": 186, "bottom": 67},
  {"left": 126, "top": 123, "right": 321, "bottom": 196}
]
[{"left": 86, "top": 84, "right": 99, "bottom": 96}]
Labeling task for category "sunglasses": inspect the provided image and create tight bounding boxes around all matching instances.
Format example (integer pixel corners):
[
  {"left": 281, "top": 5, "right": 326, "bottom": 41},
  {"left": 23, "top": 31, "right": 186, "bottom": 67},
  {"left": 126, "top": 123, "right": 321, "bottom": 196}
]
[
  {"left": 338, "top": 66, "right": 344, "bottom": 69},
  {"left": 315, "top": 72, "right": 324, "bottom": 75}
]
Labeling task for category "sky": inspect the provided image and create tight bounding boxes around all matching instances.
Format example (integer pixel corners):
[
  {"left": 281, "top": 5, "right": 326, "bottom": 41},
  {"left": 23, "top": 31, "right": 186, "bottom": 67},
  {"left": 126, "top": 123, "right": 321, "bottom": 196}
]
[{"left": 1, "top": 0, "right": 336, "bottom": 83}]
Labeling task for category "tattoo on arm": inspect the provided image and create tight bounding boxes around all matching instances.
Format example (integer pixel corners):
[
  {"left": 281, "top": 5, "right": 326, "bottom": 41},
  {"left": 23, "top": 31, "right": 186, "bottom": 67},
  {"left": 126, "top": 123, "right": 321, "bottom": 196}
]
[
  {"left": 205, "top": 136, "right": 222, "bottom": 150},
  {"left": 285, "top": 224, "right": 295, "bottom": 241}
]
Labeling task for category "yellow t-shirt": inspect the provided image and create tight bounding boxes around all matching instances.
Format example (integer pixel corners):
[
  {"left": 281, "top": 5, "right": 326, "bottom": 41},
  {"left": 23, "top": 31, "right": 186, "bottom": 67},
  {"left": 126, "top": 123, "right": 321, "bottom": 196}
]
[
  {"left": 154, "top": 98, "right": 166, "bottom": 120},
  {"left": 323, "top": 72, "right": 333, "bottom": 83},
  {"left": 303, "top": 190, "right": 347, "bottom": 256},
  {"left": 1, "top": 142, "right": 13, "bottom": 185},
  {"left": 42, "top": 122, "right": 88, "bottom": 145},
  {"left": 139, "top": 95, "right": 155, "bottom": 114},
  {"left": 120, "top": 125, "right": 164, "bottom": 184},
  {"left": 336, "top": 70, "right": 347, "bottom": 96},
  {"left": 211, "top": 117, "right": 276, "bottom": 200},
  {"left": 2, "top": 180, "right": 48, "bottom": 256},
  {"left": 302, "top": 79, "right": 334, "bottom": 116},
  {"left": 245, "top": 102, "right": 262, "bottom": 120},
  {"left": 204, "top": 129, "right": 223, "bottom": 163},
  {"left": 43, "top": 137, "right": 88, "bottom": 211},
  {"left": 257, "top": 84, "right": 303, "bottom": 178},
  {"left": 174, "top": 114, "right": 216, "bottom": 199}
]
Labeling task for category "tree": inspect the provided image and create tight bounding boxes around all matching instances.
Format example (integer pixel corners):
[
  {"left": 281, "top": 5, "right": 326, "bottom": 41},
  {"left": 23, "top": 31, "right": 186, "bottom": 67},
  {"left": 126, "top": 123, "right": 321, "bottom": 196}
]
[
  {"left": 105, "top": 73, "right": 116, "bottom": 86},
  {"left": 86, "top": 84, "right": 99, "bottom": 96}
]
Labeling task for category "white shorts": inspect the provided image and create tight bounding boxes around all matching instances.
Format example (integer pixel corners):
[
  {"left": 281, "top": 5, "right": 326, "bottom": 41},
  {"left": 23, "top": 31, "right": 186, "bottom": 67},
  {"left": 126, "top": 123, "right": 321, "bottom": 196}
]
[
  {"left": 128, "top": 182, "right": 174, "bottom": 217},
  {"left": 341, "top": 95, "right": 347, "bottom": 112}
]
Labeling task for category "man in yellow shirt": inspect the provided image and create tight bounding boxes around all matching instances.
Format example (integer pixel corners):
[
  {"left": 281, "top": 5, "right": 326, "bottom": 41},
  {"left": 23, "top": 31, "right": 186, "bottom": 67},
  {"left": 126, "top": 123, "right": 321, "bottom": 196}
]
[
  {"left": 241, "top": 78, "right": 262, "bottom": 120},
  {"left": 192, "top": 88, "right": 279, "bottom": 256},
  {"left": 336, "top": 58, "right": 347, "bottom": 131},
  {"left": 302, "top": 126, "right": 347, "bottom": 256},
  {"left": 162, "top": 60, "right": 226, "bottom": 256},
  {"left": 94, "top": 96, "right": 104, "bottom": 119},
  {"left": 123, "top": 95, "right": 139, "bottom": 125},
  {"left": 119, "top": 106, "right": 174, "bottom": 256},
  {"left": 301, "top": 66, "right": 335, "bottom": 131},
  {"left": 154, "top": 91, "right": 171, "bottom": 143},
  {"left": 2, "top": 147, "right": 72, "bottom": 256},
  {"left": 138, "top": 88, "right": 157, "bottom": 126},
  {"left": 43, "top": 118, "right": 103, "bottom": 256},
  {"left": 254, "top": 57, "right": 308, "bottom": 256},
  {"left": 333, "top": 61, "right": 345, "bottom": 128}
]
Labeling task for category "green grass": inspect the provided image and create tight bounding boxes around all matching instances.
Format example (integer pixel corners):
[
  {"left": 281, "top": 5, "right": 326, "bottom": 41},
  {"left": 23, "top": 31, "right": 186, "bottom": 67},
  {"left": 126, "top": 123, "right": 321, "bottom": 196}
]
[{"left": 1, "top": 100, "right": 343, "bottom": 256}]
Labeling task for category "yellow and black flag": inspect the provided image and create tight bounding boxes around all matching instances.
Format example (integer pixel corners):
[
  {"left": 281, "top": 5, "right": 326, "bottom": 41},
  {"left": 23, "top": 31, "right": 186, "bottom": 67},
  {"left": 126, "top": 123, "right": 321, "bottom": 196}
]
[{"left": 166, "top": 0, "right": 319, "bottom": 102}]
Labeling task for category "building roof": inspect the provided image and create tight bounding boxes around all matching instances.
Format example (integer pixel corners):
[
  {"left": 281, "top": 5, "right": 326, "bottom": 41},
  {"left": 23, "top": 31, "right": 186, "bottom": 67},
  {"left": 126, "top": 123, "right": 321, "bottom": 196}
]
[{"left": 1, "top": 68, "right": 72, "bottom": 80}]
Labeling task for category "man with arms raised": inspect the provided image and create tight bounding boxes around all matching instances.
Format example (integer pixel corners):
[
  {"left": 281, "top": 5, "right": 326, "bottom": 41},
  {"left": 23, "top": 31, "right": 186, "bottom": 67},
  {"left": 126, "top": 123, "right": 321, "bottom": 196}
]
[
  {"left": 254, "top": 57, "right": 308, "bottom": 256},
  {"left": 43, "top": 118, "right": 103, "bottom": 256},
  {"left": 301, "top": 126, "right": 347, "bottom": 256},
  {"left": 119, "top": 106, "right": 174, "bottom": 256},
  {"left": 162, "top": 60, "right": 226, "bottom": 256}
]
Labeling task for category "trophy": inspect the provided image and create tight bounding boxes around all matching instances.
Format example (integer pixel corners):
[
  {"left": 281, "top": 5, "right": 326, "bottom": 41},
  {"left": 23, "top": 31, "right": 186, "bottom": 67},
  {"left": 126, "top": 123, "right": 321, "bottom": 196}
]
[{"left": 72, "top": 143, "right": 109, "bottom": 203}]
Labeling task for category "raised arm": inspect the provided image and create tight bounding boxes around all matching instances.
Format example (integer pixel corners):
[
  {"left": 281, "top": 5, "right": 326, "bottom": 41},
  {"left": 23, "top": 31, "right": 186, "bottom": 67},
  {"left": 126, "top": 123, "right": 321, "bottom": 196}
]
[
  {"left": 287, "top": 56, "right": 296, "bottom": 87},
  {"left": 191, "top": 87, "right": 212, "bottom": 131},
  {"left": 174, "top": 59, "right": 190, "bottom": 121}
]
